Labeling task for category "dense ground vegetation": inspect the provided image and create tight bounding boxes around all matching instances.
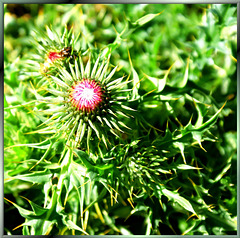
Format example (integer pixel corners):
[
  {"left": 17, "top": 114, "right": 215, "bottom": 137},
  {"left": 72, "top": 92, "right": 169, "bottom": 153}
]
[{"left": 4, "top": 4, "right": 237, "bottom": 235}]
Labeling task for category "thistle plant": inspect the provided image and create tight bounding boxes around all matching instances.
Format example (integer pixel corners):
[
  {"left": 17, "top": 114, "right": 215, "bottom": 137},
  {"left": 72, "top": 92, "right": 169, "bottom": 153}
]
[{"left": 4, "top": 4, "right": 237, "bottom": 236}]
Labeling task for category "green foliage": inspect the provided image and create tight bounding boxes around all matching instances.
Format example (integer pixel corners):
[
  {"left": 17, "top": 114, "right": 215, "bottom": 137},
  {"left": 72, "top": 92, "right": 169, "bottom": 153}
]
[{"left": 4, "top": 3, "right": 237, "bottom": 235}]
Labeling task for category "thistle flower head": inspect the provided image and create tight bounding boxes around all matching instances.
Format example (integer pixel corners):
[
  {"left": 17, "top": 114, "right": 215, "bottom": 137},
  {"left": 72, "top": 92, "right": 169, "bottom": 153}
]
[
  {"left": 38, "top": 51, "right": 135, "bottom": 151},
  {"left": 29, "top": 26, "right": 79, "bottom": 75},
  {"left": 70, "top": 79, "right": 103, "bottom": 111}
]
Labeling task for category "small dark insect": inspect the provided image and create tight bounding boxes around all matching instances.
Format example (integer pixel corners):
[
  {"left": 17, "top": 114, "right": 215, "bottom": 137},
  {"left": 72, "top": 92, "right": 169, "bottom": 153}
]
[{"left": 59, "top": 47, "right": 73, "bottom": 58}]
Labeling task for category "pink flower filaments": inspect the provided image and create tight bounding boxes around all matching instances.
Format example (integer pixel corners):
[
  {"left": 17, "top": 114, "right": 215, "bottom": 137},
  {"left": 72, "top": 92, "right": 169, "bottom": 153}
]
[
  {"left": 48, "top": 51, "right": 62, "bottom": 62},
  {"left": 70, "top": 79, "right": 103, "bottom": 112}
]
